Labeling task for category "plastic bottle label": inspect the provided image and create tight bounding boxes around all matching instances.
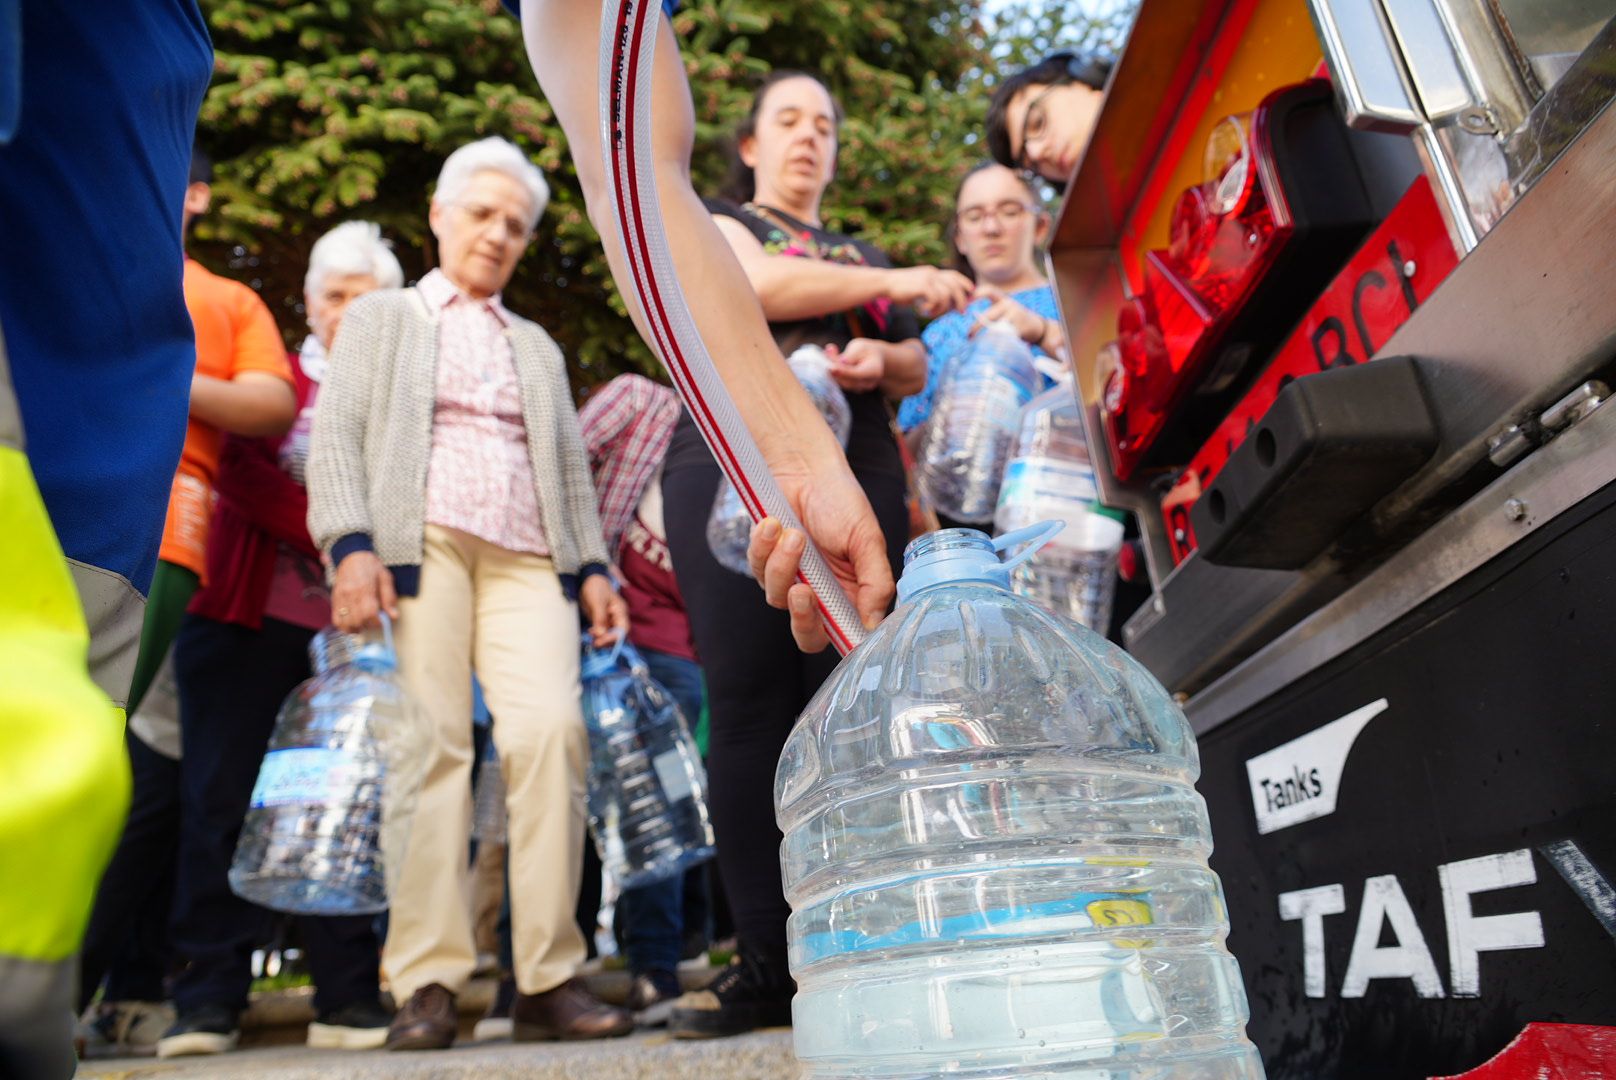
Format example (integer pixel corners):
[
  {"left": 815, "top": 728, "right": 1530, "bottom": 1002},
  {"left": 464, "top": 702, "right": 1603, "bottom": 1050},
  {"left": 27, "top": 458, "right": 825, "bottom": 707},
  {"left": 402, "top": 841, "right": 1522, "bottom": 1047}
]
[
  {"left": 999, "top": 458, "right": 1098, "bottom": 507},
  {"left": 250, "top": 747, "right": 352, "bottom": 808},
  {"left": 653, "top": 749, "right": 695, "bottom": 803}
]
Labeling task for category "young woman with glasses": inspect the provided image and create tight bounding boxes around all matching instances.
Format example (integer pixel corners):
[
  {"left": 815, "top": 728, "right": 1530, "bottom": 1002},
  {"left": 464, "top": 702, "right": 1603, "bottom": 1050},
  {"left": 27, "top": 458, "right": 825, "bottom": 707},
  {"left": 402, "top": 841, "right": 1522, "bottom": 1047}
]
[{"left": 896, "top": 162, "right": 1066, "bottom": 457}]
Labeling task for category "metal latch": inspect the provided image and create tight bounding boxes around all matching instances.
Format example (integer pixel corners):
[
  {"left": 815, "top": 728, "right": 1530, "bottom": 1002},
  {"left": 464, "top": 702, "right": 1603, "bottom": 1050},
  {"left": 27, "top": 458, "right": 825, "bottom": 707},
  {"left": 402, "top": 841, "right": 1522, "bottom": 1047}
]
[
  {"left": 1486, "top": 381, "right": 1607, "bottom": 469},
  {"left": 1540, "top": 380, "right": 1608, "bottom": 434}
]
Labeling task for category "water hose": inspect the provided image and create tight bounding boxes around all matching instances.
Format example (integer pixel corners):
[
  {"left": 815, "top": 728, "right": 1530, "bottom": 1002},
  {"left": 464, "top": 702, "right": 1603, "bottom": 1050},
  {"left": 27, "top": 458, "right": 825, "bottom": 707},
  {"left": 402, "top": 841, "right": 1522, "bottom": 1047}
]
[{"left": 599, "top": 0, "right": 866, "bottom": 654}]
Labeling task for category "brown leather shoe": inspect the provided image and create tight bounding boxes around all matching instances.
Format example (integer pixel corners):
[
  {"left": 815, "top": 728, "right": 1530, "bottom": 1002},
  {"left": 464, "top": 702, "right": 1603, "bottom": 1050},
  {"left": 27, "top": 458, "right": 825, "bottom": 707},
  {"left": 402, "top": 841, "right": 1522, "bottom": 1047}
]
[
  {"left": 511, "top": 979, "right": 633, "bottom": 1042},
  {"left": 385, "top": 983, "right": 457, "bottom": 1051}
]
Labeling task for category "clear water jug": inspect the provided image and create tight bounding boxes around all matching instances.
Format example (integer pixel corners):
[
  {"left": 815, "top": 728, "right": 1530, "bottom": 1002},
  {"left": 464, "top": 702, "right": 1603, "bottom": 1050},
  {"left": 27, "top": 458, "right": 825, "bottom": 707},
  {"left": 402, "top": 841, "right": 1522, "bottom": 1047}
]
[
  {"left": 995, "top": 381, "right": 1126, "bottom": 632},
  {"left": 776, "top": 525, "right": 1263, "bottom": 1078},
  {"left": 231, "top": 615, "right": 429, "bottom": 915},
  {"left": 709, "top": 344, "right": 852, "bottom": 574},
  {"left": 918, "top": 321, "right": 1041, "bottom": 524},
  {"left": 581, "top": 634, "right": 715, "bottom": 888}
]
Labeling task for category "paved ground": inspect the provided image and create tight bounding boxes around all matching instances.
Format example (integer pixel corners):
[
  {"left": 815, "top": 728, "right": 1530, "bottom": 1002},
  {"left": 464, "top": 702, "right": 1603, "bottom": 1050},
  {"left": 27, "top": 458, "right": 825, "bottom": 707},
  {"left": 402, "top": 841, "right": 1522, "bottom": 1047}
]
[{"left": 78, "top": 1029, "right": 799, "bottom": 1079}]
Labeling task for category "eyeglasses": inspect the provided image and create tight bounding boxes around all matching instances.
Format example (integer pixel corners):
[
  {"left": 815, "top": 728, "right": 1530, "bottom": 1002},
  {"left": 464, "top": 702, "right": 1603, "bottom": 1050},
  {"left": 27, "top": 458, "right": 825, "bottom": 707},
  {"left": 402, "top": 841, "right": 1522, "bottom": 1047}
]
[
  {"left": 451, "top": 201, "right": 533, "bottom": 242},
  {"left": 1015, "top": 83, "right": 1061, "bottom": 173},
  {"left": 957, "top": 201, "right": 1039, "bottom": 230}
]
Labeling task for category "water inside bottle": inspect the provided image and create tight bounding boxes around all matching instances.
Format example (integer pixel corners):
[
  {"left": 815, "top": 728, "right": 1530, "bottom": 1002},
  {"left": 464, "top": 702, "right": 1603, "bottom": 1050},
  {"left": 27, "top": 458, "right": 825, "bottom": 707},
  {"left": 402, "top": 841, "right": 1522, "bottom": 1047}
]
[
  {"left": 776, "top": 526, "right": 1263, "bottom": 1077},
  {"left": 582, "top": 636, "right": 715, "bottom": 889},
  {"left": 230, "top": 622, "right": 428, "bottom": 916}
]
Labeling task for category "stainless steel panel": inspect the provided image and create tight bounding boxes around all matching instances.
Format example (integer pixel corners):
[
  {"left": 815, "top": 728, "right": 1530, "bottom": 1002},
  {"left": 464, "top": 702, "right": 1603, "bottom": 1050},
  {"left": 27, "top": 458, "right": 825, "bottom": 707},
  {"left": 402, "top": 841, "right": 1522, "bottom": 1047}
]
[
  {"left": 1372, "top": 94, "right": 1616, "bottom": 533},
  {"left": 1382, "top": 0, "right": 1478, "bottom": 120},
  {"left": 1505, "top": 16, "right": 1616, "bottom": 195},
  {"left": 1306, "top": 0, "right": 1423, "bottom": 131},
  {"left": 1435, "top": 0, "right": 1539, "bottom": 129},
  {"left": 1492, "top": 0, "right": 1616, "bottom": 91},
  {"left": 1187, "top": 394, "right": 1616, "bottom": 734},
  {"left": 1122, "top": 551, "right": 1310, "bottom": 693}
]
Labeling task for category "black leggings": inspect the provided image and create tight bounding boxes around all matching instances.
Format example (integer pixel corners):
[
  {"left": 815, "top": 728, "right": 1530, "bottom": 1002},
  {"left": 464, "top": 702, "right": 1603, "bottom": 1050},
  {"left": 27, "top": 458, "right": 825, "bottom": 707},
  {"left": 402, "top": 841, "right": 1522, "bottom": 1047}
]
[{"left": 663, "top": 462, "right": 907, "bottom": 965}]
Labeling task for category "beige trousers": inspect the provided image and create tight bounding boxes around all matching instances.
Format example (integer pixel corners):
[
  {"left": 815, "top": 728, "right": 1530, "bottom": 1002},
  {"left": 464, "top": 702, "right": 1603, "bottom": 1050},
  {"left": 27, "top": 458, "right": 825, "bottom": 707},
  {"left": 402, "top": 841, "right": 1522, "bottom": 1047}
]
[{"left": 385, "top": 524, "right": 589, "bottom": 999}]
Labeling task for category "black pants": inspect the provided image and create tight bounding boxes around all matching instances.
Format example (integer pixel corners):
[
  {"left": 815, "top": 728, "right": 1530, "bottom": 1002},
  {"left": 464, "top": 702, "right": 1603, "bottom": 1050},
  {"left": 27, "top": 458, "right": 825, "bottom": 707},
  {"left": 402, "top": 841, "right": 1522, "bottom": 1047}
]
[
  {"left": 168, "top": 614, "right": 379, "bottom": 1015},
  {"left": 662, "top": 461, "right": 907, "bottom": 965},
  {"left": 79, "top": 728, "right": 179, "bottom": 1010}
]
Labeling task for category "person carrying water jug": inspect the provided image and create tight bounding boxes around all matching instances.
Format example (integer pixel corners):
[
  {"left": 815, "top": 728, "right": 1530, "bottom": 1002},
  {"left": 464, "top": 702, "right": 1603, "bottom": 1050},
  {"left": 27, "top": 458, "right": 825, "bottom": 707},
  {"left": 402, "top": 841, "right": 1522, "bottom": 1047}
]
[{"left": 306, "top": 137, "right": 632, "bottom": 1051}]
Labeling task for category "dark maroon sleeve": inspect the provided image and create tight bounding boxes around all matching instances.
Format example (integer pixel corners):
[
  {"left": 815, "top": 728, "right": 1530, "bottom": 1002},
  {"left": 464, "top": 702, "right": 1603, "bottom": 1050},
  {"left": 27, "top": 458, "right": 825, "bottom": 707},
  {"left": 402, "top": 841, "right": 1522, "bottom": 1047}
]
[{"left": 215, "top": 435, "right": 318, "bottom": 558}]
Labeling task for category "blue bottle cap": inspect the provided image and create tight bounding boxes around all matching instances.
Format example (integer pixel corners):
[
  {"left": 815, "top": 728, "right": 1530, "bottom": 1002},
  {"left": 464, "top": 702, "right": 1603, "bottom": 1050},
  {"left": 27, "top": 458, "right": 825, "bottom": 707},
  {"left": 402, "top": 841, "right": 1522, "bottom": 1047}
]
[{"left": 896, "top": 521, "right": 1064, "bottom": 603}]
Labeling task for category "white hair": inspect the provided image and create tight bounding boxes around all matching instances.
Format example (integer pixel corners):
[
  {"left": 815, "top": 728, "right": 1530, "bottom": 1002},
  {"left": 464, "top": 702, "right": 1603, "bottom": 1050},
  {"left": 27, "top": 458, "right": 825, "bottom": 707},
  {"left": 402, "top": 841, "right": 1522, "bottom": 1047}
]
[
  {"left": 432, "top": 136, "right": 550, "bottom": 228},
  {"left": 303, "top": 220, "right": 405, "bottom": 298}
]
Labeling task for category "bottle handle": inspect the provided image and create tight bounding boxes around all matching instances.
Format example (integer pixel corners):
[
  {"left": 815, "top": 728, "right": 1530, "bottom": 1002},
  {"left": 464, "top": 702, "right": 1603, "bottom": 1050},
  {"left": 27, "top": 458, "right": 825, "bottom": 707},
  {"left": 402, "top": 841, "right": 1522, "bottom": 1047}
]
[
  {"left": 993, "top": 520, "right": 1065, "bottom": 575},
  {"left": 1032, "top": 355, "right": 1070, "bottom": 383},
  {"left": 377, "top": 609, "right": 395, "bottom": 659},
  {"left": 581, "top": 628, "right": 629, "bottom": 668}
]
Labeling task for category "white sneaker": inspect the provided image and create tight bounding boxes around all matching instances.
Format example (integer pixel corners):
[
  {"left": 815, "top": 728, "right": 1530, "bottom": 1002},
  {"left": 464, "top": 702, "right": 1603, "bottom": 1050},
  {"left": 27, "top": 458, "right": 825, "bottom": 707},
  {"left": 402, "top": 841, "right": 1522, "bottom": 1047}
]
[
  {"left": 472, "top": 976, "right": 515, "bottom": 1042},
  {"left": 305, "top": 999, "right": 392, "bottom": 1050},
  {"left": 155, "top": 1005, "right": 240, "bottom": 1058}
]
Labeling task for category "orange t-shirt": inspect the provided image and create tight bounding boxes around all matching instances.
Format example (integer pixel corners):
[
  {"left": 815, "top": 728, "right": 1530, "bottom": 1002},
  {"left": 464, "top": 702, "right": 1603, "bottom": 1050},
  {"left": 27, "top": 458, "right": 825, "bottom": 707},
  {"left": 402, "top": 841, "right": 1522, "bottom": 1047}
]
[{"left": 159, "top": 259, "right": 293, "bottom": 577}]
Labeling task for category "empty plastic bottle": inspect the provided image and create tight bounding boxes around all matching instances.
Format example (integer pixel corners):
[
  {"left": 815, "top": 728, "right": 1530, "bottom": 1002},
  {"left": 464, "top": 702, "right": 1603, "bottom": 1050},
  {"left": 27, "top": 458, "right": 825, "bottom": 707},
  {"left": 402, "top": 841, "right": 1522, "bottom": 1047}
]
[
  {"left": 581, "top": 634, "right": 715, "bottom": 888},
  {"left": 709, "top": 344, "right": 852, "bottom": 574},
  {"left": 918, "top": 321, "right": 1041, "bottom": 524},
  {"left": 995, "top": 380, "right": 1126, "bottom": 632},
  {"left": 776, "top": 524, "right": 1263, "bottom": 1078},
  {"left": 232, "top": 615, "right": 429, "bottom": 916}
]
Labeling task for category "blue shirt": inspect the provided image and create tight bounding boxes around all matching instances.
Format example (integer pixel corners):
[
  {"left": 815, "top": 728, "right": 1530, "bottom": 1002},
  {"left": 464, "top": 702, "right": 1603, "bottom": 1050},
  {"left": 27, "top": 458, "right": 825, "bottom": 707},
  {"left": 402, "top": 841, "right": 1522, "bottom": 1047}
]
[
  {"left": 0, "top": 1, "right": 211, "bottom": 594},
  {"left": 897, "top": 285, "right": 1060, "bottom": 432}
]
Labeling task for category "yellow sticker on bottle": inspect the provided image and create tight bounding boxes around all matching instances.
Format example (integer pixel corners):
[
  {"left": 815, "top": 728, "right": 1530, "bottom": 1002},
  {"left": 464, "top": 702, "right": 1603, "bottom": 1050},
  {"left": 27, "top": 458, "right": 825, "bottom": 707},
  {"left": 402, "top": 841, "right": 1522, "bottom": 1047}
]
[{"left": 1087, "top": 898, "right": 1154, "bottom": 927}]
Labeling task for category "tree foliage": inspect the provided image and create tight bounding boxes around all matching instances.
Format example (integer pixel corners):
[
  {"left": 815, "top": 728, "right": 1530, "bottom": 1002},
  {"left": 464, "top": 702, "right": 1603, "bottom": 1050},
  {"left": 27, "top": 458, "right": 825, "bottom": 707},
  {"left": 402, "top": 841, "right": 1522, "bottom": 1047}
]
[{"left": 193, "top": 0, "right": 1133, "bottom": 388}]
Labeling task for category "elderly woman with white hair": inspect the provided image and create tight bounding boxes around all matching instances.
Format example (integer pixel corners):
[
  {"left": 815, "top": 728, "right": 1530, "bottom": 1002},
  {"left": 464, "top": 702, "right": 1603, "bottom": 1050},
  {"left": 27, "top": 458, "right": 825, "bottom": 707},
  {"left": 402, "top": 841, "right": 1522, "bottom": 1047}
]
[
  {"left": 307, "top": 136, "right": 632, "bottom": 1050},
  {"left": 115, "top": 220, "right": 405, "bottom": 1061}
]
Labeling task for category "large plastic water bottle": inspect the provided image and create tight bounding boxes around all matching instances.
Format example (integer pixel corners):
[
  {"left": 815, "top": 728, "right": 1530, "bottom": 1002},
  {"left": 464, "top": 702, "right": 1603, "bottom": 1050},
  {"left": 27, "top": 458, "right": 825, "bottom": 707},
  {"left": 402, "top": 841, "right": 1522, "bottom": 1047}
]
[
  {"left": 581, "top": 634, "right": 715, "bottom": 888},
  {"left": 709, "top": 344, "right": 852, "bottom": 574},
  {"left": 231, "top": 616, "right": 429, "bottom": 916},
  {"left": 995, "top": 381, "right": 1126, "bottom": 632},
  {"left": 918, "top": 321, "right": 1041, "bottom": 524},
  {"left": 776, "top": 525, "right": 1262, "bottom": 1078}
]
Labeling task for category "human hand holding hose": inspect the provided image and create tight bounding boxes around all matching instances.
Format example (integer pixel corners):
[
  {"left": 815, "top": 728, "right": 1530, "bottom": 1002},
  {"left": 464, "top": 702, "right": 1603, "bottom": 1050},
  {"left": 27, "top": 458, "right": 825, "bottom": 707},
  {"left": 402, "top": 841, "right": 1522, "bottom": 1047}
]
[{"left": 746, "top": 448, "right": 894, "bottom": 653}]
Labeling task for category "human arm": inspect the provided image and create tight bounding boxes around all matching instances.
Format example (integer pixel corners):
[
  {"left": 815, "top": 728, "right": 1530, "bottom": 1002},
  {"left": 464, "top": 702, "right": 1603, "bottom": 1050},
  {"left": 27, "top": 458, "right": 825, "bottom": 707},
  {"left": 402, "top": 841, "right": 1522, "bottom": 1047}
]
[
  {"left": 188, "top": 371, "right": 296, "bottom": 437},
  {"left": 714, "top": 214, "right": 974, "bottom": 322},
  {"left": 305, "top": 294, "right": 392, "bottom": 632},
  {"left": 824, "top": 337, "right": 927, "bottom": 397},
  {"left": 190, "top": 289, "right": 297, "bottom": 435},
  {"left": 520, "top": 0, "right": 894, "bottom": 651},
  {"left": 576, "top": 372, "right": 652, "bottom": 471}
]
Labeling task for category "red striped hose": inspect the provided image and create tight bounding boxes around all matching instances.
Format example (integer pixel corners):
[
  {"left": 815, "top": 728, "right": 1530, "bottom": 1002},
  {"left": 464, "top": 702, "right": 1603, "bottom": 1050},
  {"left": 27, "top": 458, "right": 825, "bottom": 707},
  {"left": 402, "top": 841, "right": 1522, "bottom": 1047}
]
[{"left": 600, "top": 0, "right": 866, "bottom": 654}]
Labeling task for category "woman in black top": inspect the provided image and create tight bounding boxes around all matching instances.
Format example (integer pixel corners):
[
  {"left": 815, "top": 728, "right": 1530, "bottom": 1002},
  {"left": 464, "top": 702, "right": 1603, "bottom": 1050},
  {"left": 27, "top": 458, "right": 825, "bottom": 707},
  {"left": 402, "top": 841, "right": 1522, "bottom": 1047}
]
[{"left": 662, "top": 71, "right": 973, "bottom": 1039}]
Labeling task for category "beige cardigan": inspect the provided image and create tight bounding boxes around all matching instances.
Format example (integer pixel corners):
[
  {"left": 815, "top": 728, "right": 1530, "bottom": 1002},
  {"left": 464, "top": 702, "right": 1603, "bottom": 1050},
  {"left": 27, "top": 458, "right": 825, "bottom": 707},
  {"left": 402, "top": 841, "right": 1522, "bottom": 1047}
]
[{"left": 306, "top": 286, "right": 610, "bottom": 595}]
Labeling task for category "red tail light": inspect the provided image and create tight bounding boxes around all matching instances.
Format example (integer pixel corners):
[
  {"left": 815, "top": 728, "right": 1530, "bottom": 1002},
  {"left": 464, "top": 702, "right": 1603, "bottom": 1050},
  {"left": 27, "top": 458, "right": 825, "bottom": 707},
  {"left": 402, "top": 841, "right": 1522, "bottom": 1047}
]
[{"left": 1101, "top": 102, "right": 1300, "bottom": 481}]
